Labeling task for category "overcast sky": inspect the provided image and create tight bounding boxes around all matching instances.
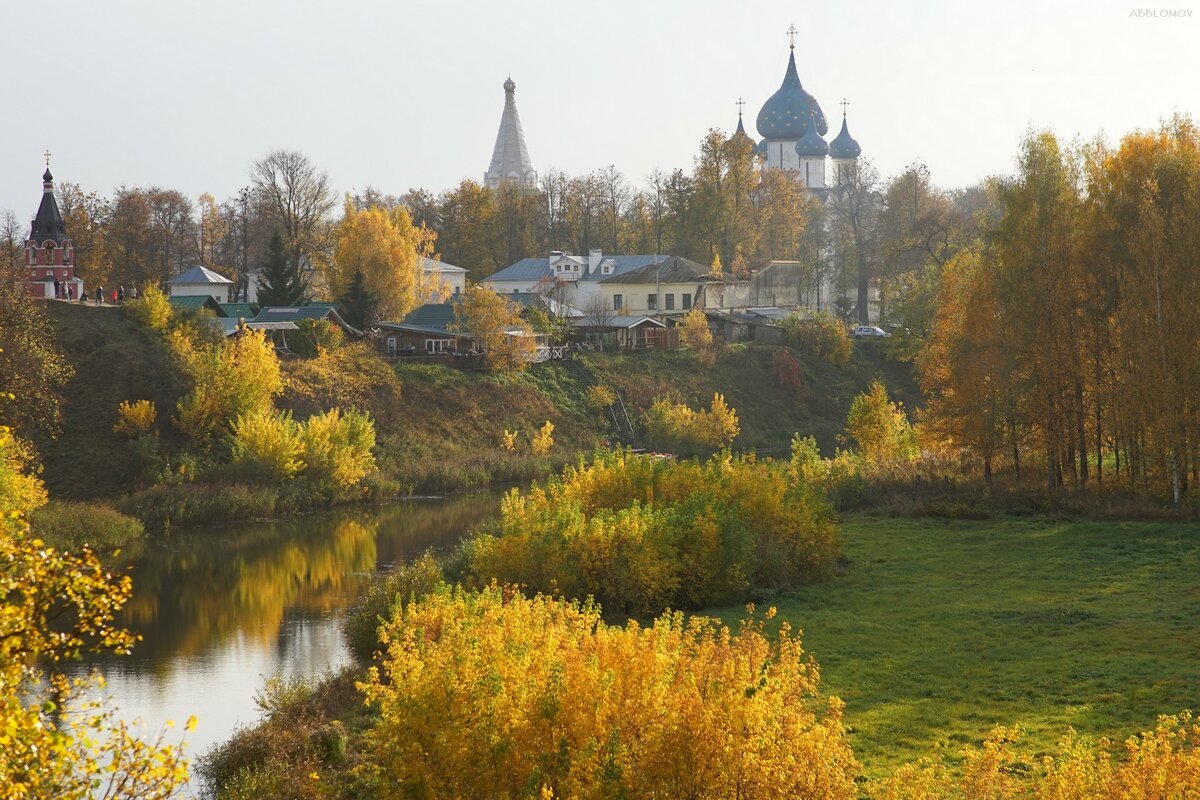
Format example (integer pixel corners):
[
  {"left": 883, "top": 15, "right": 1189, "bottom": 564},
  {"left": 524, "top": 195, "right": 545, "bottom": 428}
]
[{"left": 2, "top": 0, "right": 1196, "bottom": 216}]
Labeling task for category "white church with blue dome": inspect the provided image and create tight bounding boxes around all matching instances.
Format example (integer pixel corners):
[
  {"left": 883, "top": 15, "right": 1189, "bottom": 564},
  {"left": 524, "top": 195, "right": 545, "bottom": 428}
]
[{"left": 750, "top": 26, "right": 862, "bottom": 191}]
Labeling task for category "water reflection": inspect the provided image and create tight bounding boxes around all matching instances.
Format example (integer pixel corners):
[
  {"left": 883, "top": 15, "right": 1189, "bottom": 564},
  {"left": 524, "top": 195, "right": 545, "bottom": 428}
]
[{"left": 71, "top": 492, "right": 499, "bottom": 780}]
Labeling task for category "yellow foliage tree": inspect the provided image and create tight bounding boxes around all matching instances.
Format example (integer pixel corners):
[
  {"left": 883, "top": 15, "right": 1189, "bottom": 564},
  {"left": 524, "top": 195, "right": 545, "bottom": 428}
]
[
  {"left": 300, "top": 407, "right": 377, "bottom": 493},
  {"left": 678, "top": 307, "right": 713, "bottom": 356},
  {"left": 114, "top": 399, "right": 157, "bottom": 437},
  {"left": 230, "top": 408, "right": 305, "bottom": 481},
  {"left": 530, "top": 420, "right": 554, "bottom": 455},
  {"left": 176, "top": 330, "right": 283, "bottom": 448},
  {"left": 500, "top": 429, "right": 518, "bottom": 452},
  {"left": 453, "top": 285, "right": 535, "bottom": 372},
  {"left": 1, "top": 418, "right": 190, "bottom": 797},
  {"left": 0, "top": 424, "right": 47, "bottom": 512},
  {"left": 845, "top": 381, "right": 918, "bottom": 472},
  {"left": 123, "top": 284, "right": 173, "bottom": 331},
  {"left": 360, "top": 586, "right": 859, "bottom": 799},
  {"left": 331, "top": 197, "right": 436, "bottom": 323}
]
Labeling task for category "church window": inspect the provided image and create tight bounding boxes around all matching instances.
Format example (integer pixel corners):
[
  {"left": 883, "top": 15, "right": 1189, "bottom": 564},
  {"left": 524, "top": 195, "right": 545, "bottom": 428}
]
[
  {"left": 682, "top": 293, "right": 692, "bottom": 309},
  {"left": 646, "top": 294, "right": 657, "bottom": 311},
  {"left": 665, "top": 294, "right": 675, "bottom": 310},
  {"left": 612, "top": 294, "right": 623, "bottom": 311}
]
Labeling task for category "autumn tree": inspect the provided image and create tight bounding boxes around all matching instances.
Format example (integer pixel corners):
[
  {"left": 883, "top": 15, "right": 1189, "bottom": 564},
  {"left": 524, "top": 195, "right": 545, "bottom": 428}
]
[
  {"left": 452, "top": 285, "right": 535, "bottom": 371},
  {"left": 176, "top": 329, "right": 283, "bottom": 448},
  {"left": 331, "top": 197, "right": 434, "bottom": 322},
  {"left": 678, "top": 307, "right": 714, "bottom": 363},
  {"left": 1, "top": 425, "right": 191, "bottom": 798},
  {"left": 437, "top": 180, "right": 498, "bottom": 281},
  {"left": 0, "top": 268, "right": 73, "bottom": 437},
  {"left": 56, "top": 182, "right": 110, "bottom": 285},
  {"left": 919, "top": 246, "right": 1014, "bottom": 482},
  {"left": 846, "top": 381, "right": 918, "bottom": 474}
]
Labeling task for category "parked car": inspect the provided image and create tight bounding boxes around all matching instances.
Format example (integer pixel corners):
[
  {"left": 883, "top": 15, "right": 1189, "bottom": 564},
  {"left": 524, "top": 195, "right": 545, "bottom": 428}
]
[{"left": 850, "top": 325, "right": 889, "bottom": 339}]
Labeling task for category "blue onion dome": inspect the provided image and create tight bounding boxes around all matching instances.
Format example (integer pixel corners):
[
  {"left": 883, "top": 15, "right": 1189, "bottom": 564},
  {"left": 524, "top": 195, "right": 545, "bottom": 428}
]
[
  {"left": 829, "top": 112, "right": 862, "bottom": 159},
  {"left": 756, "top": 139, "right": 768, "bottom": 156},
  {"left": 755, "top": 48, "right": 828, "bottom": 140},
  {"left": 794, "top": 110, "right": 829, "bottom": 157}
]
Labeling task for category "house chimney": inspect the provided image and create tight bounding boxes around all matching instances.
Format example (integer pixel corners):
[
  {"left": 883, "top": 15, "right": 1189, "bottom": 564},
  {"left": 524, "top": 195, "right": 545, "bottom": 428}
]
[{"left": 588, "top": 249, "right": 602, "bottom": 275}]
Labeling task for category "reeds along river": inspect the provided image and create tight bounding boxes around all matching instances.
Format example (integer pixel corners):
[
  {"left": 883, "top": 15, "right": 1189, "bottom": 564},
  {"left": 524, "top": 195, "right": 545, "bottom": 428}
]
[{"left": 71, "top": 492, "right": 501, "bottom": 782}]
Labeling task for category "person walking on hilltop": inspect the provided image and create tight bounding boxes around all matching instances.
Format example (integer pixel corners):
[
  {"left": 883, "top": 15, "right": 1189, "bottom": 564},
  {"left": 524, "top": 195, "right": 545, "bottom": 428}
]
[
  {"left": 118, "top": 286, "right": 126, "bottom": 304},
  {"left": 95, "top": 285, "right": 104, "bottom": 306}
]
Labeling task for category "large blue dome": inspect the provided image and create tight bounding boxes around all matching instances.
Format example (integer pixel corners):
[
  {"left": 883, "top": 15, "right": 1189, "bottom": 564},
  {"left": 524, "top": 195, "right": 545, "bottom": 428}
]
[
  {"left": 829, "top": 114, "right": 861, "bottom": 158},
  {"left": 756, "top": 49, "right": 827, "bottom": 141}
]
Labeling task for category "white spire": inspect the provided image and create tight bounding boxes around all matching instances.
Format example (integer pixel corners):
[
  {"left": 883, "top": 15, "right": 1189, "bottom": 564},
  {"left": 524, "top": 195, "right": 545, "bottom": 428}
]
[{"left": 484, "top": 77, "right": 536, "bottom": 190}]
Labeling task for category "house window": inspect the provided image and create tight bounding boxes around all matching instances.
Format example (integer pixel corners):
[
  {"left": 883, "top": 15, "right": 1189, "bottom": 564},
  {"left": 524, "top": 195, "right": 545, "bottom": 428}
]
[
  {"left": 425, "top": 338, "right": 454, "bottom": 353},
  {"left": 612, "top": 294, "right": 623, "bottom": 311},
  {"left": 646, "top": 294, "right": 657, "bottom": 311},
  {"left": 665, "top": 294, "right": 675, "bottom": 310},
  {"left": 682, "top": 293, "right": 692, "bottom": 310}
]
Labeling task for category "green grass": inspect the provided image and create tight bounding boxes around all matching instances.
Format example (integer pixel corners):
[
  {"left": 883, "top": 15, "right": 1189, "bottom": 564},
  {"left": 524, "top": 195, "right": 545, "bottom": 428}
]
[{"left": 712, "top": 516, "right": 1200, "bottom": 778}]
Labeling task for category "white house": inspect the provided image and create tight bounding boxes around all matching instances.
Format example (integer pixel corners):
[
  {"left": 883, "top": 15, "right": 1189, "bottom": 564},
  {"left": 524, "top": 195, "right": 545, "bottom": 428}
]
[
  {"left": 167, "top": 265, "right": 233, "bottom": 303},
  {"left": 421, "top": 256, "right": 467, "bottom": 301}
]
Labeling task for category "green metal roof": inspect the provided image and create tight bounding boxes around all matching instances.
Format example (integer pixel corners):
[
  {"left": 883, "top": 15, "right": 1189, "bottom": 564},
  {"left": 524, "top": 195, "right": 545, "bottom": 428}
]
[
  {"left": 168, "top": 295, "right": 224, "bottom": 313},
  {"left": 218, "top": 303, "right": 256, "bottom": 319},
  {"left": 401, "top": 302, "right": 459, "bottom": 328}
]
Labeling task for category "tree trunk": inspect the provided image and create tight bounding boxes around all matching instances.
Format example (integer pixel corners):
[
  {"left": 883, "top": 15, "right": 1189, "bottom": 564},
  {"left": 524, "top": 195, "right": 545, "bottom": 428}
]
[
  {"left": 1075, "top": 379, "right": 1088, "bottom": 488},
  {"left": 856, "top": 251, "right": 870, "bottom": 325}
]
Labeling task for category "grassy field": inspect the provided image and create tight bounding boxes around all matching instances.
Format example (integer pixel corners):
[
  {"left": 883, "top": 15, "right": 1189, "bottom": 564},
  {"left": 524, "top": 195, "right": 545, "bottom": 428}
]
[{"left": 713, "top": 516, "right": 1200, "bottom": 777}]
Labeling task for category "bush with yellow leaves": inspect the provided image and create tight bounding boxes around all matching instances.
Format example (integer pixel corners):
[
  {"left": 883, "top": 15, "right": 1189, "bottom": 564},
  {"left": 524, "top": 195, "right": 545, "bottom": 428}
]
[
  {"left": 360, "top": 585, "right": 859, "bottom": 800},
  {"left": 643, "top": 392, "right": 740, "bottom": 455},
  {"left": 466, "top": 448, "right": 839, "bottom": 614},
  {"left": 123, "top": 284, "right": 173, "bottom": 331},
  {"left": 300, "top": 407, "right": 377, "bottom": 494},
  {"left": 500, "top": 429, "right": 518, "bottom": 452},
  {"left": 585, "top": 383, "right": 616, "bottom": 412},
  {"left": 113, "top": 399, "right": 157, "bottom": 437},
  {"left": 230, "top": 408, "right": 305, "bottom": 481},
  {"left": 530, "top": 420, "right": 554, "bottom": 455},
  {"left": 870, "top": 715, "right": 1200, "bottom": 799}
]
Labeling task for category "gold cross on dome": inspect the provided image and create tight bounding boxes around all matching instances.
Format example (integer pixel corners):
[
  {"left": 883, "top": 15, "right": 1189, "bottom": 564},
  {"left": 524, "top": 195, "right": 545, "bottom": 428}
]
[
  {"left": 840, "top": 98, "right": 850, "bottom": 116},
  {"left": 43, "top": 149, "right": 51, "bottom": 167},
  {"left": 736, "top": 97, "right": 745, "bottom": 114},
  {"left": 786, "top": 24, "right": 798, "bottom": 48}
]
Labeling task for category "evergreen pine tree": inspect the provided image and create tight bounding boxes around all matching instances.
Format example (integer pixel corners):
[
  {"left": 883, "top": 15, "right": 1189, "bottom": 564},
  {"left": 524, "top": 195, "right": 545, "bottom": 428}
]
[
  {"left": 337, "top": 270, "right": 381, "bottom": 330},
  {"left": 256, "top": 231, "right": 307, "bottom": 306}
]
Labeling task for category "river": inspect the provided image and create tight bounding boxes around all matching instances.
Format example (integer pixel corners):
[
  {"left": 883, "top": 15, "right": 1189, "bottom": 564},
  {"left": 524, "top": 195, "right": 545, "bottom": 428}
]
[{"left": 72, "top": 492, "right": 500, "bottom": 791}]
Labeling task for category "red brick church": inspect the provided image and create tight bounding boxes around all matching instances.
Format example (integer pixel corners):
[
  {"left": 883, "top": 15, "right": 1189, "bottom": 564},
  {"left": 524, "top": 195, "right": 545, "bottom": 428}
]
[{"left": 23, "top": 159, "right": 84, "bottom": 300}]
